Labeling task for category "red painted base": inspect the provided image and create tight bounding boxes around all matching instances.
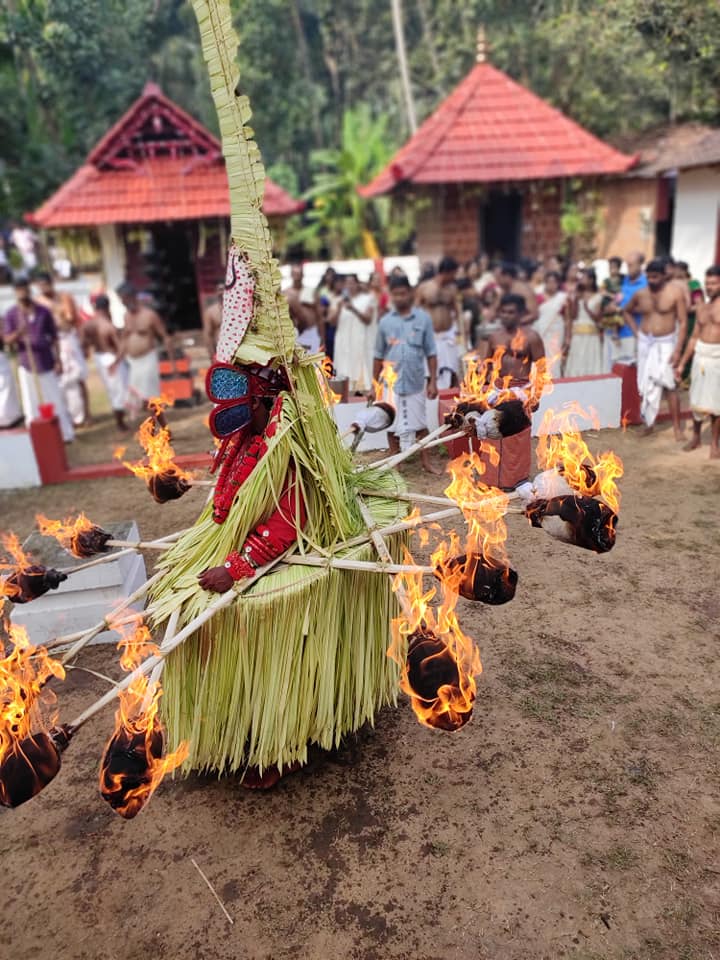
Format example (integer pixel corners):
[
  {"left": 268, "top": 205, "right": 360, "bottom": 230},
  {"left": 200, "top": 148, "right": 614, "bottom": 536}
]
[{"left": 29, "top": 417, "right": 68, "bottom": 485}]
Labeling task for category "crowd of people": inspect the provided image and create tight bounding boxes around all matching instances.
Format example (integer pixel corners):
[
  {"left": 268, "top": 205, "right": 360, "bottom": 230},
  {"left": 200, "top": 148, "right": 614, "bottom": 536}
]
[
  {"left": 281, "top": 252, "right": 720, "bottom": 461},
  {"left": 1, "top": 249, "right": 718, "bottom": 462},
  {"left": 0, "top": 275, "right": 175, "bottom": 439}
]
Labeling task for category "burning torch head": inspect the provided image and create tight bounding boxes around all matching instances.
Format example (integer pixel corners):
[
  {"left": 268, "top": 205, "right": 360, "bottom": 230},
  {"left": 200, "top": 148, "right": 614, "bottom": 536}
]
[
  {"left": 5, "top": 565, "right": 68, "bottom": 604},
  {"left": 436, "top": 553, "right": 518, "bottom": 605},
  {"left": 0, "top": 726, "right": 70, "bottom": 808},
  {"left": 525, "top": 495, "right": 617, "bottom": 554},
  {"left": 99, "top": 720, "right": 165, "bottom": 820},
  {"left": 147, "top": 472, "right": 192, "bottom": 504},
  {"left": 71, "top": 525, "right": 112, "bottom": 558},
  {"left": 446, "top": 399, "right": 530, "bottom": 440},
  {"left": 405, "top": 628, "right": 474, "bottom": 731}
]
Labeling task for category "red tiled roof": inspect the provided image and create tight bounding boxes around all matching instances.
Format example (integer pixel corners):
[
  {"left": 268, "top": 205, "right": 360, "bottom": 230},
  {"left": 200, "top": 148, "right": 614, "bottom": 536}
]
[
  {"left": 360, "top": 62, "right": 636, "bottom": 197},
  {"left": 30, "top": 84, "right": 304, "bottom": 227}
]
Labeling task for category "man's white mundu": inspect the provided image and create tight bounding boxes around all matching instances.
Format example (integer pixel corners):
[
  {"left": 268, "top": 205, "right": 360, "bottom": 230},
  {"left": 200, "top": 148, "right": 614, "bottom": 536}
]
[{"left": 636, "top": 330, "right": 677, "bottom": 427}]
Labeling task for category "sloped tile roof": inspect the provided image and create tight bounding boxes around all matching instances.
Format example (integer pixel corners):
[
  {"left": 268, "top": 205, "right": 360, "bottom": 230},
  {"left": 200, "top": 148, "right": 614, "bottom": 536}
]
[
  {"left": 30, "top": 84, "right": 303, "bottom": 227},
  {"left": 360, "top": 62, "right": 636, "bottom": 197}
]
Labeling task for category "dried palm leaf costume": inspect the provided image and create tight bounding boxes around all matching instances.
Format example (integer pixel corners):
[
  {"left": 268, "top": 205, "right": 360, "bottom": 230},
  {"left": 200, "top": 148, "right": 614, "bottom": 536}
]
[{"left": 150, "top": 0, "right": 406, "bottom": 776}]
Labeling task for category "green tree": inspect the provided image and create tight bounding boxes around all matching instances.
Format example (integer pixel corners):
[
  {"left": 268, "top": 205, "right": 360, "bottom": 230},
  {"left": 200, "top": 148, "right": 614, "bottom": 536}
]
[{"left": 294, "top": 105, "right": 408, "bottom": 258}]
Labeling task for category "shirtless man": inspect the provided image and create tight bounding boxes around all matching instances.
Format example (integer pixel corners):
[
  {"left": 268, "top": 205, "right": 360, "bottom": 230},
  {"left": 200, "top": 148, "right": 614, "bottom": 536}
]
[
  {"left": 35, "top": 271, "right": 90, "bottom": 424},
  {"left": 116, "top": 282, "right": 174, "bottom": 425},
  {"left": 495, "top": 262, "right": 538, "bottom": 325},
  {"left": 283, "top": 264, "right": 323, "bottom": 354},
  {"left": 623, "top": 259, "right": 687, "bottom": 440},
  {"left": 82, "top": 294, "right": 128, "bottom": 430},
  {"left": 202, "top": 281, "right": 224, "bottom": 360},
  {"left": 484, "top": 293, "right": 545, "bottom": 384},
  {"left": 675, "top": 265, "right": 720, "bottom": 458},
  {"left": 416, "top": 255, "right": 462, "bottom": 389}
]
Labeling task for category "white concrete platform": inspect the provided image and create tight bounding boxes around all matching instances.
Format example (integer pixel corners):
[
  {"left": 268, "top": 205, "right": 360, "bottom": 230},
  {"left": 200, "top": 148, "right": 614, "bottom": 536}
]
[
  {"left": 12, "top": 521, "right": 148, "bottom": 646},
  {"left": 333, "top": 375, "right": 622, "bottom": 451},
  {"left": 0, "top": 429, "right": 41, "bottom": 489}
]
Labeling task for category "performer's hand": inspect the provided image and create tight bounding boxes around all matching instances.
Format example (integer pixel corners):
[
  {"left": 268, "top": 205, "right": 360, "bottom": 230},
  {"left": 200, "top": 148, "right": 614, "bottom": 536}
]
[
  {"left": 426, "top": 379, "right": 438, "bottom": 400},
  {"left": 198, "top": 565, "right": 234, "bottom": 593}
]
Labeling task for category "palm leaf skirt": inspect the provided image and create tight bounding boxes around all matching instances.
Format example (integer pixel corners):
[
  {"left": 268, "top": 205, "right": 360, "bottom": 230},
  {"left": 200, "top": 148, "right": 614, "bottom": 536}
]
[{"left": 160, "top": 496, "right": 406, "bottom": 775}]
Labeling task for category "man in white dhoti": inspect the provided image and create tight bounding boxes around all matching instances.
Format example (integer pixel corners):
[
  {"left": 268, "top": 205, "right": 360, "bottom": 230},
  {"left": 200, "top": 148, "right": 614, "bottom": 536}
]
[
  {"left": 2, "top": 278, "right": 74, "bottom": 442},
  {"left": 116, "top": 283, "right": 174, "bottom": 426},
  {"left": 623, "top": 259, "right": 687, "bottom": 440},
  {"left": 331, "top": 274, "right": 376, "bottom": 393},
  {"left": 416, "top": 256, "right": 462, "bottom": 390},
  {"left": 82, "top": 295, "right": 128, "bottom": 431},
  {"left": 676, "top": 265, "right": 720, "bottom": 459},
  {"left": 373, "top": 275, "right": 440, "bottom": 474}
]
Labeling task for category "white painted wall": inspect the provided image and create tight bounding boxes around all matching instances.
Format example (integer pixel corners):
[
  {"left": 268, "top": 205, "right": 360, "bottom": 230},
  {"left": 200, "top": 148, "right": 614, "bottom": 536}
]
[
  {"left": 671, "top": 166, "right": 720, "bottom": 282},
  {"left": 531, "top": 375, "right": 622, "bottom": 434},
  {"left": 0, "top": 432, "right": 41, "bottom": 488},
  {"left": 280, "top": 256, "right": 421, "bottom": 289}
]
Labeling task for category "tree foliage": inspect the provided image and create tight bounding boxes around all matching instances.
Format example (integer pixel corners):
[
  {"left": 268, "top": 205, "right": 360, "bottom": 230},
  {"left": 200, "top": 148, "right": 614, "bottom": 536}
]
[{"left": 2, "top": 0, "right": 720, "bottom": 252}]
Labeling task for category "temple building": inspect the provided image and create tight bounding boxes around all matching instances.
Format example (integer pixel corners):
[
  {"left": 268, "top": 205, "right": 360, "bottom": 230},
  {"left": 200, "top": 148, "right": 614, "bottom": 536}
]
[
  {"left": 29, "top": 83, "right": 303, "bottom": 329},
  {"left": 360, "top": 33, "right": 635, "bottom": 264}
]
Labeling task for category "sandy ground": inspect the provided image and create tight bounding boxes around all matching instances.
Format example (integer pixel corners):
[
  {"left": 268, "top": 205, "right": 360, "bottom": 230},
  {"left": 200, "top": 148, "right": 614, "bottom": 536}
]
[{"left": 1, "top": 395, "right": 719, "bottom": 960}]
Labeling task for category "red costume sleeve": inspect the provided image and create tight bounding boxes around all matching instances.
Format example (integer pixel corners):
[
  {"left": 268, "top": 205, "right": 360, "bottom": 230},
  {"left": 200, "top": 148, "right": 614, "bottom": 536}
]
[{"left": 224, "top": 470, "right": 307, "bottom": 580}]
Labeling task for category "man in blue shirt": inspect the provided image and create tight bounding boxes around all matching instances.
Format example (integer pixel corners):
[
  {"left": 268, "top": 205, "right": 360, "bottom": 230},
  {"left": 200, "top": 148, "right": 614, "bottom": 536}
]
[
  {"left": 373, "top": 274, "right": 440, "bottom": 473},
  {"left": 615, "top": 251, "right": 647, "bottom": 365}
]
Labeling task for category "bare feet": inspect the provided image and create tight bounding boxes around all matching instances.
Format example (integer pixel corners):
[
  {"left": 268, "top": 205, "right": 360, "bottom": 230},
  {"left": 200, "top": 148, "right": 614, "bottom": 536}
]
[
  {"left": 683, "top": 437, "right": 701, "bottom": 452},
  {"left": 421, "top": 457, "right": 444, "bottom": 476},
  {"left": 240, "top": 761, "right": 301, "bottom": 790},
  {"left": 710, "top": 447, "right": 720, "bottom": 460},
  {"left": 673, "top": 429, "right": 686, "bottom": 443},
  {"left": 641, "top": 426, "right": 654, "bottom": 437}
]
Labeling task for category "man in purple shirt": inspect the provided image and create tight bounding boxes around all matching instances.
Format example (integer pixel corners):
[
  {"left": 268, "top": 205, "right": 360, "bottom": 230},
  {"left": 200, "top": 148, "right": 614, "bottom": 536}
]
[{"left": 3, "top": 277, "right": 74, "bottom": 441}]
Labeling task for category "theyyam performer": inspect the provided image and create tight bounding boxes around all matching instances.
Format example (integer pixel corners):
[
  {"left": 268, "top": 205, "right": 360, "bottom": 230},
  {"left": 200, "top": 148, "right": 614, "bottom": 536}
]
[{"left": 147, "top": 0, "right": 409, "bottom": 788}]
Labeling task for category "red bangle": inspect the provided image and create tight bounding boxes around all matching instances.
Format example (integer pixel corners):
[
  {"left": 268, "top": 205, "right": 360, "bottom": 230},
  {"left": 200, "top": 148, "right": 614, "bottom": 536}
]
[{"left": 224, "top": 551, "right": 256, "bottom": 581}]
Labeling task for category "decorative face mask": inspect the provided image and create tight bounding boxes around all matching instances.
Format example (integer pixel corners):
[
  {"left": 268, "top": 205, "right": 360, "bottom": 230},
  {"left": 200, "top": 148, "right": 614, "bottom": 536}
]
[{"left": 206, "top": 361, "right": 289, "bottom": 441}]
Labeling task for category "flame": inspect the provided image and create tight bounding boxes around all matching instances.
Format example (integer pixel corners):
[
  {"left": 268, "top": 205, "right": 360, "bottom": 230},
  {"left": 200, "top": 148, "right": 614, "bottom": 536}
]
[
  {"left": 460, "top": 348, "right": 553, "bottom": 414},
  {"left": 389, "top": 550, "right": 481, "bottom": 731},
  {"left": 99, "top": 619, "right": 187, "bottom": 818},
  {"left": 621, "top": 412, "right": 629, "bottom": 432},
  {"left": 536, "top": 403, "right": 624, "bottom": 513},
  {"left": 0, "top": 622, "right": 65, "bottom": 803},
  {"left": 444, "top": 450, "right": 510, "bottom": 569},
  {"left": 120, "top": 397, "right": 191, "bottom": 482},
  {"left": 36, "top": 512, "right": 96, "bottom": 556},
  {"left": 317, "top": 356, "right": 341, "bottom": 406},
  {"left": 461, "top": 348, "right": 514, "bottom": 404},
  {"left": 0, "top": 533, "right": 32, "bottom": 600},
  {"left": 527, "top": 355, "right": 554, "bottom": 409},
  {"left": 373, "top": 362, "right": 397, "bottom": 404},
  {"left": 112, "top": 445, "right": 127, "bottom": 460}
]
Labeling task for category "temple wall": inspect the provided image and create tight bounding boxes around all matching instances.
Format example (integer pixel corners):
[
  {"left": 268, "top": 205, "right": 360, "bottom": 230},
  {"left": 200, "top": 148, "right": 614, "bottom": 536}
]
[{"left": 596, "top": 178, "right": 657, "bottom": 261}]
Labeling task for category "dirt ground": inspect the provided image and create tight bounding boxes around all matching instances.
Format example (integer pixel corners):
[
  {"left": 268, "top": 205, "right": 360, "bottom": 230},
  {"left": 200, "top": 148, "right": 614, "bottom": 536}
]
[{"left": 1, "top": 398, "right": 719, "bottom": 960}]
